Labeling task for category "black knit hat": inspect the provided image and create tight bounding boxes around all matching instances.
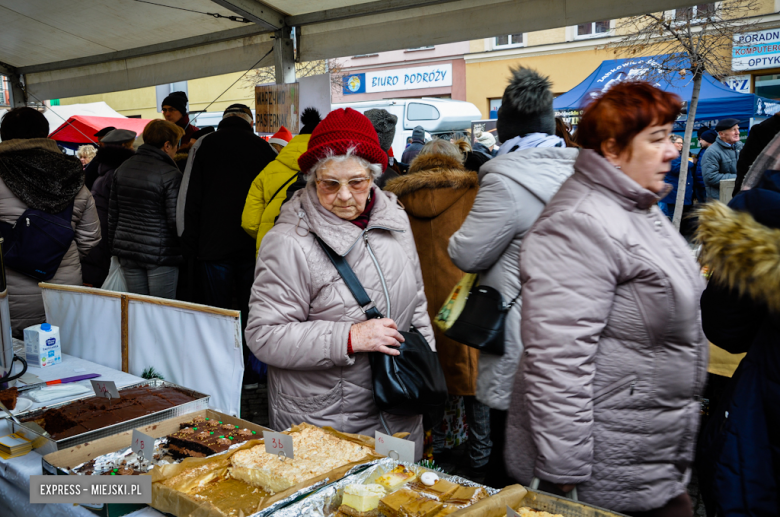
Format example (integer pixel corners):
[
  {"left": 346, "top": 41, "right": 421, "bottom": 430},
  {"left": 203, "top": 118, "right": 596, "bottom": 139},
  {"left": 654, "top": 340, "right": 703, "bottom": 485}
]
[
  {"left": 299, "top": 107, "right": 322, "bottom": 135},
  {"left": 496, "top": 67, "right": 555, "bottom": 142},
  {"left": 162, "top": 91, "right": 188, "bottom": 115},
  {"left": 364, "top": 109, "right": 398, "bottom": 152}
]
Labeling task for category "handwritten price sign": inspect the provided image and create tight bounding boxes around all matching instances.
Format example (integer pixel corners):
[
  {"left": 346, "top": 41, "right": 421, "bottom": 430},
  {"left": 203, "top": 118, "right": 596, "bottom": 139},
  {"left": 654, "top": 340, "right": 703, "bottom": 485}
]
[
  {"left": 263, "top": 431, "right": 294, "bottom": 459},
  {"left": 132, "top": 429, "right": 154, "bottom": 460},
  {"left": 375, "top": 431, "right": 415, "bottom": 463},
  {"left": 90, "top": 380, "right": 120, "bottom": 399}
]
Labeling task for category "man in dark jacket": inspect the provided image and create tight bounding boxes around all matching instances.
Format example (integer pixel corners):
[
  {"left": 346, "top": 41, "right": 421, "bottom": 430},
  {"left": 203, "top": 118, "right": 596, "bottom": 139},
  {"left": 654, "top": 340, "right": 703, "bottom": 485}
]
[
  {"left": 734, "top": 112, "right": 780, "bottom": 194},
  {"left": 701, "top": 118, "right": 743, "bottom": 200},
  {"left": 697, "top": 169, "right": 780, "bottom": 517},
  {"left": 84, "top": 126, "right": 117, "bottom": 190},
  {"left": 402, "top": 125, "right": 425, "bottom": 163},
  {"left": 82, "top": 129, "right": 136, "bottom": 287},
  {"left": 181, "top": 104, "right": 276, "bottom": 331},
  {"left": 162, "top": 91, "right": 199, "bottom": 146}
]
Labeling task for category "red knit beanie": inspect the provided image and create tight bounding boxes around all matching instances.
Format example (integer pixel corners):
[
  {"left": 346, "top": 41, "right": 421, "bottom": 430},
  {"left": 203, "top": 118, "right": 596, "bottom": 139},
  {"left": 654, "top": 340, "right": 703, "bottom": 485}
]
[{"left": 298, "top": 108, "right": 388, "bottom": 175}]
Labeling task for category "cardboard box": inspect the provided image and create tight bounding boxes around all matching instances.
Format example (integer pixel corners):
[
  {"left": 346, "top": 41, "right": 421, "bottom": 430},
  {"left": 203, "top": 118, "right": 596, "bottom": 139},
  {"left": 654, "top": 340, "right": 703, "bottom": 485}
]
[{"left": 42, "top": 409, "right": 272, "bottom": 517}]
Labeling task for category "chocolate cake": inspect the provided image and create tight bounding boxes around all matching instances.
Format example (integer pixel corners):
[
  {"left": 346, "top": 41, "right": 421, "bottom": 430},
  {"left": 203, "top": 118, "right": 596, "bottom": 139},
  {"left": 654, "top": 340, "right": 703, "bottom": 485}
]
[
  {"left": 166, "top": 415, "right": 258, "bottom": 459},
  {"left": 26, "top": 386, "right": 198, "bottom": 440},
  {"left": 0, "top": 387, "right": 18, "bottom": 410}
]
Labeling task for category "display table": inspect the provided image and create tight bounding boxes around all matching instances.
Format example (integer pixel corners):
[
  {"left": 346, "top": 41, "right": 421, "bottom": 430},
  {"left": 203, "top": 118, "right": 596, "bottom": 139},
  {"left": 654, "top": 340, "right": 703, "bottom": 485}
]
[{"left": 0, "top": 354, "right": 163, "bottom": 517}]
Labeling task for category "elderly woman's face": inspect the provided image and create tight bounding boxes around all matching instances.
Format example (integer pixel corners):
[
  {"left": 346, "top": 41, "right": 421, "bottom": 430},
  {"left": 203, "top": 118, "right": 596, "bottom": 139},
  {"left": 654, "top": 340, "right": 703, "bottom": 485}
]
[{"left": 315, "top": 157, "right": 372, "bottom": 221}]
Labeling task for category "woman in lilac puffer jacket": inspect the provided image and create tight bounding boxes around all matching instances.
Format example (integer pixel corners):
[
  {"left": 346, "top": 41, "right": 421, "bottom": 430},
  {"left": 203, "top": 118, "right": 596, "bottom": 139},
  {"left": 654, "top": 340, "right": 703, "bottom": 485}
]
[{"left": 505, "top": 83, "right": 708, "bottom": 516}]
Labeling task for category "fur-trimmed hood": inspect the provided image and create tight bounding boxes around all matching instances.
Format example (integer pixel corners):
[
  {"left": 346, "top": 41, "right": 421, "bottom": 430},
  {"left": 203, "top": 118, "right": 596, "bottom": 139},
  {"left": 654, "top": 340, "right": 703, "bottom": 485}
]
[
  {"left": 697, "top": 201, "right": 780, "bottom": 312},
  {"left": 383, "top": 153, "right": 478, "bottom": 219}
]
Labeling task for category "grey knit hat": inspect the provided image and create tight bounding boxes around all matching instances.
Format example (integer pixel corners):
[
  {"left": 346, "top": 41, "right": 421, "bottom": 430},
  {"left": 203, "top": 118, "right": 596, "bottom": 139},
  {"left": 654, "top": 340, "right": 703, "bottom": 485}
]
[{"left": 364, "top": 109, "right": 398, "bottom": 152}]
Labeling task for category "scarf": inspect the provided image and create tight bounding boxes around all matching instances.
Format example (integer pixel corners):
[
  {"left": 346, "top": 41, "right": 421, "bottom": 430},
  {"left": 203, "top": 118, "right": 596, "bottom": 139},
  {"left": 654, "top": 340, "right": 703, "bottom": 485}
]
[
  {"left": 0, "top": 138, "right": 84, "bottom": 213},
  {"left": 497, "top": 133, "right": 565, "bottom": 156},
  {"left": 349, "top": 188, "right": 376, "bottom": 230}
]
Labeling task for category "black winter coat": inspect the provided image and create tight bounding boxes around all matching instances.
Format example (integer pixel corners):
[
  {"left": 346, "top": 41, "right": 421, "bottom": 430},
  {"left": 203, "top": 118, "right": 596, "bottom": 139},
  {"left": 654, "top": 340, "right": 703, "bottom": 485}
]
[
  {"left": 181, "top": 116, "right": 276, "bottom": 261},
  {"left": 108, "top": 144, "right": 182, "bottom": 266},
  {"left": 697, "top": 170, "right": 780, "bottom": 517},
  {"left": 82, "top": 146, "right": 135, "bottom": 286},
  {"left": 734, "top": 114, "right": 780, "bottom": 193}
]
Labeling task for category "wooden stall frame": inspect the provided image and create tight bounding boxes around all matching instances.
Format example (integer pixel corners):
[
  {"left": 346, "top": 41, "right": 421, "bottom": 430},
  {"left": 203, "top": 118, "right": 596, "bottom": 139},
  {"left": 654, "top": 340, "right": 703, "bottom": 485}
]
[{"left": 38, "top": 283, "right": 240, "bottom": 373}]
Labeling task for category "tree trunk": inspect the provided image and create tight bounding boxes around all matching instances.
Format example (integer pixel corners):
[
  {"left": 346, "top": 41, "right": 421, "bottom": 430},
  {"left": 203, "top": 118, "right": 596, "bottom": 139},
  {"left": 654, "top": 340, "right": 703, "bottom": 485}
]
[{"left": 672, "top": 71, "right": 702, "bottom": 229}]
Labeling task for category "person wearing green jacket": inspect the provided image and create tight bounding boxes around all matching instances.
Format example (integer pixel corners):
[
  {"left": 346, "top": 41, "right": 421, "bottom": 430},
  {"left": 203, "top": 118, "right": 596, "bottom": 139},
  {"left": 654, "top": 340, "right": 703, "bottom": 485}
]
[{"left": 241, "top": 108, "right": 321, "bottom": 255}]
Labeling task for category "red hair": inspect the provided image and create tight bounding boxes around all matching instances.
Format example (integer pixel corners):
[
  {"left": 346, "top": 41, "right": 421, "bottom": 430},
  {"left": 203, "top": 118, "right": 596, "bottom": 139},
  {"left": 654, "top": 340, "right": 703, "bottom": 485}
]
[{"left": 577, "top": 81, "right": 681, "bottom": 156}]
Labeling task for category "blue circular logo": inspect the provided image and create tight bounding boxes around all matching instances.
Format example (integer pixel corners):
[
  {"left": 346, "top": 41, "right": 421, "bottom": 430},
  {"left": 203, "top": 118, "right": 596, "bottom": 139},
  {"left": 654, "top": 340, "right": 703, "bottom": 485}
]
[{"left": 347, "top": 75, "right": 362, "bottom": 92}]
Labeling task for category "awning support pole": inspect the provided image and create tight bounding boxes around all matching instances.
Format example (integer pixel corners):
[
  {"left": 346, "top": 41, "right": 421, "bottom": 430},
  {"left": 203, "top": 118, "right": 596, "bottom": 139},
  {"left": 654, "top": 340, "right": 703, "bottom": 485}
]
[{"left": 273, "top": 27, "right": 296, "bottom": 84}]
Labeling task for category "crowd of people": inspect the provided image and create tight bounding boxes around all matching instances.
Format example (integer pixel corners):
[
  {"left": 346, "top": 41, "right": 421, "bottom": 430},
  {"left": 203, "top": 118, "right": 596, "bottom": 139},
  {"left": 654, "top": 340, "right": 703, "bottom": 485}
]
[{"left": 0, "top": 66, "right": 777, "bottom": 517}]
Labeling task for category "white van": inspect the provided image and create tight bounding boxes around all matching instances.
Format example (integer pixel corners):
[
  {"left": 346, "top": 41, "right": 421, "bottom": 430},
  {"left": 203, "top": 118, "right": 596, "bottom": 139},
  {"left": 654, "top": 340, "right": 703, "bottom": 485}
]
[{"left": 332, "top": 98, "right": 482, "bottom": 159}]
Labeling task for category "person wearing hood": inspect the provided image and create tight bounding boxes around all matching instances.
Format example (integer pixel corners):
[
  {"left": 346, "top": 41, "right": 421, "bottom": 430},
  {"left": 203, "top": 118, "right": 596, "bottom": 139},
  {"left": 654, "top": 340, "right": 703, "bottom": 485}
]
[
  {"left": 504, "top": 82, "right": 706, "bottom": 515},
  {"left": 695, "top": 170, "right": 780, "bottom": 517},
  {"left": 447, "top": 66, "right": 578, "bottom": 488},
  {"left": 81, "top": 129, "right": 136, "bottom": 287},
  {"left": 161, "top": 91, "right": 199, "bottom": 146},
  {"left": 402, "top": 125, "right": 426, "bottom": 163},
  {"left": 0, "top": 108, "right": 101, "bottom": 336},
  {"left": 384, "top": 138, "right": 488, "bottom": 478},
  {"left": 734, "top": 109, "right": 780, "bottom": 194},
  {"left": 242, "top": 108, "right": 322, "bottom": 255},
  {"left": 365, "top": 109, "right": 405, "bottom": 189},
  {"left": 181, "top": 104, "right": 276, "bottom": 330}
]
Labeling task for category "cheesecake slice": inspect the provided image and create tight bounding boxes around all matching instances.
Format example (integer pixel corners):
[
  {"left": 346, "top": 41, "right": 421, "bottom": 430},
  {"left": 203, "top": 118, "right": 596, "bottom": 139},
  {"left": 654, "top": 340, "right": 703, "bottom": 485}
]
[{"left": 375, "top": 465, "right": 417, "bottom": 491}]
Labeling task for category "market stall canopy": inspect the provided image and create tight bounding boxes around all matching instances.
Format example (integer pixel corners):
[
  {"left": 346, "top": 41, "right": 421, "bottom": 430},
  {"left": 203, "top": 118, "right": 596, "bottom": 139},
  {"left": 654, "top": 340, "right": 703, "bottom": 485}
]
[
  {"left": 49, "top": 115, "right": 152, "bottom": 146},
  {"left": 43, "top": 102, "right": 125, "bottom": 135},
  {"left": 554, "top": 55, "right": 777, "bottom": 130},
  {"left": 0, "top": 0, "right": 705, "bottom": 101}
]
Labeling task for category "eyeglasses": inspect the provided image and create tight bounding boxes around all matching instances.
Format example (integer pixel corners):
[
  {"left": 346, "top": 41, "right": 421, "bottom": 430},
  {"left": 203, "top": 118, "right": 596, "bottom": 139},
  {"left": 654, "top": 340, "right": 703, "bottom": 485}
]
[{"left": 315, "top": 177, "right": 371, "bottom": 194}]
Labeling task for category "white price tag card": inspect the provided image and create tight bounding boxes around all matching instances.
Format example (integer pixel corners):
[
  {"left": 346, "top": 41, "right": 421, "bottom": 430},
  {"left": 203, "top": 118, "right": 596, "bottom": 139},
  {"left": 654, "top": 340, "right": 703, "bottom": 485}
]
[
  {"left": 132, "top": 429, "right": 154, "bottom": 460},
  {"left": 506, "top": 506, "right": 521, "bottom": 517},
  {"left": 90, "top": 380, "right": 120, "bottom": 399},
  {"left": 375, "top": 431, "right": 415, "bottom": 463},
  {"left": 263, "top": 431, "right": 294, "bottom": 459}
]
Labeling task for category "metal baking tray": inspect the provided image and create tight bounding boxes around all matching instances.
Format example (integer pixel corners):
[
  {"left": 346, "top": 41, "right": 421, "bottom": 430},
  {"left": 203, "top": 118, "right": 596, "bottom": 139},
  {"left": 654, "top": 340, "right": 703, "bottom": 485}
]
[{"left": 10, "top": 379, "right": 209, "bottom": 455}]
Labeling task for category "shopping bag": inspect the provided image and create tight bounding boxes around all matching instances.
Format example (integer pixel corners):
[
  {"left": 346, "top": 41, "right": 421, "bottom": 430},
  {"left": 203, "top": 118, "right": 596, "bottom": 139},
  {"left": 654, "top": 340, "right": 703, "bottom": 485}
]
[
  {"left": 102, "top": 256, "right": 127, "bottom": 292},
  {"left": 434, "top": 273, "right": 477, "bottom": 332}
]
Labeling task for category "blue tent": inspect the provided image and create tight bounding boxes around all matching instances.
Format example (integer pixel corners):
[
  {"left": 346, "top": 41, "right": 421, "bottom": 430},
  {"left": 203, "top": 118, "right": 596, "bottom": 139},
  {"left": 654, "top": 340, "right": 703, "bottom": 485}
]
[{"left": 553, "top": 55, "right": 779, "bottom": 132}]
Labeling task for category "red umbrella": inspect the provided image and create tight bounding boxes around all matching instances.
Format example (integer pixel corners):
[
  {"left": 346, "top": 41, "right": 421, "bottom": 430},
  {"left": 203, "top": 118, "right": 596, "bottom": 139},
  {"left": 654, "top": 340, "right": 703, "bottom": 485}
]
[{"left": 49, "top": 115, "right": 154, "bottom": 144}]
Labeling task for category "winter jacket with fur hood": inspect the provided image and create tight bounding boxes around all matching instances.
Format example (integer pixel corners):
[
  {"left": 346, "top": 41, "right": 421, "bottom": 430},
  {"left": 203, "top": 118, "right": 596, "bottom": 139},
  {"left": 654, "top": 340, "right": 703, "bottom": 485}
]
[
  {"left": 506, "top": 149, "right": 708, "bottom": 512},
  {"left": 0, "top": 138, "right": 101, "bottom": 337},
  {"left": 244, "top": 183, "right": 434, "bottom": 459},
  {"left": 241, "top": 134, "right": 310, "bottom": 256},
  {"left": 384, "top": 153, "right": 479, "bottom": 396},
  {"left": 696, "top": 173, "right": 780, "bottom": 517},
  {"left": 108, "top": 144, "right": 182, "bottom": 266},
  {"left": 448, "top": 147, "right": 577, "bottom": 410}
]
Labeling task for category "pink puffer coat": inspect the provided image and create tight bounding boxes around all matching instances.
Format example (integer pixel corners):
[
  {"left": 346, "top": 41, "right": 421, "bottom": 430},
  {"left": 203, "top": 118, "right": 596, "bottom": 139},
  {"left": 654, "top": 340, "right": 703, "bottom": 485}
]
[
  {"left": 245, "top": 183, "right": 434, "bottom": 458},
  {"left": 505, "top": 149, "right": 708, "bottom": 512}
]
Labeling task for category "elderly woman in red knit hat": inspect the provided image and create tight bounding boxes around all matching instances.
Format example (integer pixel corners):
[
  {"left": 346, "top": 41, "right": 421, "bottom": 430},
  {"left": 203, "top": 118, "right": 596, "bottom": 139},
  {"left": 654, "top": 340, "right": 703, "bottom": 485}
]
[{"left": 245, "top": 108, "right": 434, "bottom": 457}]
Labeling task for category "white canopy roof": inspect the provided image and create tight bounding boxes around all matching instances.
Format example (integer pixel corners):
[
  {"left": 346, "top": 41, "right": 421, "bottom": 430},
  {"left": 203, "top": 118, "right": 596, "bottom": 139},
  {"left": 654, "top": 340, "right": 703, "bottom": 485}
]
[{"left": 0, "top": 0, "right": 701, "bottom": 100}]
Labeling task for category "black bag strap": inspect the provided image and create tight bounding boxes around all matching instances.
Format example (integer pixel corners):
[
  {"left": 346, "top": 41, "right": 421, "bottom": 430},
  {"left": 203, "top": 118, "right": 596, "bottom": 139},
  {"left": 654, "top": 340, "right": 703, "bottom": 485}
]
[
  {"left": 314, "top": 234, "right": 384, "bottom": 320},
  {"left": 267, "top": 173, "right": 298, "bottom": 207},
  {"left": 505, "top": 289, "right": 521, "bottom": 310}
]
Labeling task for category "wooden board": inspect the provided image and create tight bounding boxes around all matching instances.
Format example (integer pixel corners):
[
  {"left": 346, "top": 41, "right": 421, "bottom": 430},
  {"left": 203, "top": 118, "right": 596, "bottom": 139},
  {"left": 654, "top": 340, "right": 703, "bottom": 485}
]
[{"left": 255, "top": 83, "right": 300, "bottom": 134}]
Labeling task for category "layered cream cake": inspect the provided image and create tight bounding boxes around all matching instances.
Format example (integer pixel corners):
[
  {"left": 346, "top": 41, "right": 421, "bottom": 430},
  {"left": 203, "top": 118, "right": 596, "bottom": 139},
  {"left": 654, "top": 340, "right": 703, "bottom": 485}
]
[
  {"left": 230, "top": 426, "right": 373, "bottom": 494},
  {"left": 339, "top": 483, "right": 386, "bottom": 517}
]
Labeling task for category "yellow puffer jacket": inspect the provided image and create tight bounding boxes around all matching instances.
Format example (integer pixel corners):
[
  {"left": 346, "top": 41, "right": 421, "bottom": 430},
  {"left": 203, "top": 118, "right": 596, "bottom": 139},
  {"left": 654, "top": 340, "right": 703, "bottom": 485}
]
[{"left": 242, "top": 134, "right": 310, "bottom": 255}]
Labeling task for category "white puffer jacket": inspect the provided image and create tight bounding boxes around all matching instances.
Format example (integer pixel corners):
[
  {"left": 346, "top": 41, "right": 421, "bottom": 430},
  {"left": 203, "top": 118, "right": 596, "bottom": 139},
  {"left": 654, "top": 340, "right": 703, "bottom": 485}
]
[{"left": 448, "top": 147, "right": 577, "bottom": 410}]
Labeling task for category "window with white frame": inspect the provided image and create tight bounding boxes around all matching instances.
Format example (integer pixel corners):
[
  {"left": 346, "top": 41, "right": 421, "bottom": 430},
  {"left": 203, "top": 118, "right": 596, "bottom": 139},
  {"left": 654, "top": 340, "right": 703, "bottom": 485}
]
[
  {"left": 674, "top": 3, "right": 716, "bottom": 21},
  {"left": 575, "top": 21, "right": 611, "bottom": 39},
  {"left": 494, "top": 34, "right": 524, "bottom": 48}
]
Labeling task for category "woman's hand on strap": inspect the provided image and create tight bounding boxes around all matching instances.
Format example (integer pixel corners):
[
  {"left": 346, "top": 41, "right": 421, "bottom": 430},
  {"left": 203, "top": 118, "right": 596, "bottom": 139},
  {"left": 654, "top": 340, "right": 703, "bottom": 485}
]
[{"left": 350, "top": 319, "right": 404, "bottom": 356}]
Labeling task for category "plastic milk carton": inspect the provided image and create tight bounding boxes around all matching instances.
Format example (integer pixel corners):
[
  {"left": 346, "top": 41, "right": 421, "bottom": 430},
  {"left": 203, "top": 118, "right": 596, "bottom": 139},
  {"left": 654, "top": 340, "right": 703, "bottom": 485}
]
[{"left": 24, "top": 323, "right": 62, "bottom": 368}]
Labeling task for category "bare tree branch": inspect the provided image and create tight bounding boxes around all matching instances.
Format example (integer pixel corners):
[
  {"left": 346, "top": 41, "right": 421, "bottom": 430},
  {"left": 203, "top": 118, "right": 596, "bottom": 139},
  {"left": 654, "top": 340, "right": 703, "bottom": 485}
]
[
  {"left": 606, "top": 0, "right": 763, "bottom": 228},
  {"left": 242, "top": 59, "right": 347, "bottom": 95}
]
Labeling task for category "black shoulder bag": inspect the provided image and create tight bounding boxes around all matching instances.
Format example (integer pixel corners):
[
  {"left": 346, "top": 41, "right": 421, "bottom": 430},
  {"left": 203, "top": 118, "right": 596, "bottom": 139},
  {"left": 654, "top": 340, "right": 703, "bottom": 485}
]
[
  {"left": 314, "top": 235, "right": 448, "bottom": 420},
  {"left": 444, "top": 285, "right": 520, "bottom": 355}
]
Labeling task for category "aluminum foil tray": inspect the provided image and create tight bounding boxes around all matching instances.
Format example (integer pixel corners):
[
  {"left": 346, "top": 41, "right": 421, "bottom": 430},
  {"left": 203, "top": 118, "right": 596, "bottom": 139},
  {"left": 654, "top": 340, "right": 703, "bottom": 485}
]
[
  {"left": 11, "top": 379, "right": 209, "bottom": 454},
  {"left": 268, "top": 458, "right": 499, "bottom": 517}
]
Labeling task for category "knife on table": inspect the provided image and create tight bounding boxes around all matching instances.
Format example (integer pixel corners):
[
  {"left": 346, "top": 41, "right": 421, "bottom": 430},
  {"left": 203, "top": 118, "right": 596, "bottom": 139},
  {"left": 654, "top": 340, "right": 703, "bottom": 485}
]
[{"left": 17, "top": 374, "right": 102, "bottom": 392}]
